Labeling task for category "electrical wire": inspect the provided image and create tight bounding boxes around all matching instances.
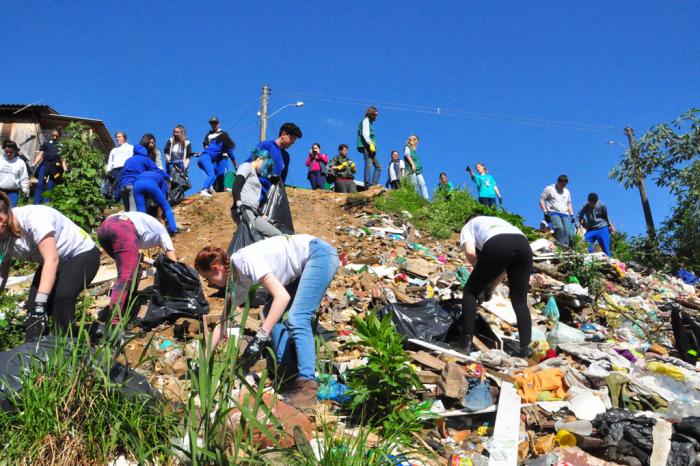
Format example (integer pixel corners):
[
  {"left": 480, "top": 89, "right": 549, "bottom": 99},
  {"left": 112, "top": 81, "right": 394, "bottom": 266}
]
[{"left": 278, "top": 89, "right": 614, "bottom": 133}]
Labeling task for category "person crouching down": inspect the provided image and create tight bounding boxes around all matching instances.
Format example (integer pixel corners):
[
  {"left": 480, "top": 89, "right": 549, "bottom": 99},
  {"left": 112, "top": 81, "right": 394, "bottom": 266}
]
[
  {"left": 0, "top": 193, "right": 100, "bottom": 341},
  {"left": 195, "top": 234, "right": 339, "bottom": 410},
  {"left": 97, "top": 212, "right": 177, "bottom": 323},
  {"left": 231, "top": 149, "right": 282, "bottom": 238},
  {"left": 459, "top": 214, "right": 533, "bottom": 357}
]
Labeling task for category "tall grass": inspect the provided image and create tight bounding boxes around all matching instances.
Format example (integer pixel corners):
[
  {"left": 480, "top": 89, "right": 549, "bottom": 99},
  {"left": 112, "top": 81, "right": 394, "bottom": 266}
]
[{"left": 376, "top": 182, "right": 537, "bottom": 239}]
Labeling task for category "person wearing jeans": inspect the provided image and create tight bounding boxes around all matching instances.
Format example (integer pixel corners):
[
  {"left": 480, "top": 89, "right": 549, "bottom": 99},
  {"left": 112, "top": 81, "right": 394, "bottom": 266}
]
[
  {"left": 459, "top": 215, "right": 533, "bottom": 357},
  {"left": 404, "top": 135, "right": 429, "bottom": 200},
  {"left": 540, "top": 174, "right": 575, "bottom": 247},
  {"left": 0, "top": 197, "right": 100, "bottom": 341},
  {"left": 305, "top": 143, "right": 328, "bottom": 190},
  {"left": 97, "top": 212, "right": 177, "bottom": 322},
  {"left": 33, "top": 129, "right": 64, "bottom": 204},
  {"left": 578, "top": 192, "right": 615, "bottom": 256},
  {"left": 357, "top": 106, "right": 381, "bottom": 186},
  {"left": 195, "top": 235, "right": 339, "bottom": 410}
]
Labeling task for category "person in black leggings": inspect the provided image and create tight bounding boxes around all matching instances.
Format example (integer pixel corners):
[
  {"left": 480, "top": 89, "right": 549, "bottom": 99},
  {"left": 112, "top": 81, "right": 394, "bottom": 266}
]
[{"left": 459, "top": 214, "right": 533, "bottom": 356}]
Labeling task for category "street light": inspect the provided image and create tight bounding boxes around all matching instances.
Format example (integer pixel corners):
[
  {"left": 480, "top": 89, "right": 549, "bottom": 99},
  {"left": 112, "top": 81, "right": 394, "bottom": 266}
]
[{"left": 258, "top": 101, "right": 304, "bottom": 141}]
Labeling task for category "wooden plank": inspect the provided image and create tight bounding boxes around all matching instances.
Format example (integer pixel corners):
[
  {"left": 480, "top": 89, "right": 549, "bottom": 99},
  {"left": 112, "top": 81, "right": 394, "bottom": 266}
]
[
  {"left": 488, "top": 382, "right": 521, "bottom": 466},
  {"left": 408, "top": 350, "right": 446, "bottom": 371}
]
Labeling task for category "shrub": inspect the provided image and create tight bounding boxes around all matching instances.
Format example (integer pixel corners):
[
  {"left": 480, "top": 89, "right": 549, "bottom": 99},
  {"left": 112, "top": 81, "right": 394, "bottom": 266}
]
[
  {"left": 46, "top": 121, "right": 109, "bottom": 233},
  {"left": 0, "top": 291, "right": 27, "bottom": 352}
]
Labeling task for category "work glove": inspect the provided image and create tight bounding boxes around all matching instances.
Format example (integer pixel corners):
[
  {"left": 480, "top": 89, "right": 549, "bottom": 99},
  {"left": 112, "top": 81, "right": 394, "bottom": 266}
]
[
  {"left": 544, "top": 212, "right": 552, "bottom": 224},
  {"left": 230, "top": 205, "right": 241, "bottom": 223},
  {"left": 239, "top": 329, "right": 271, "bottom": 370},
  {"left": 25, "top": 297, "right": 48, "bottom": 342},
  {"left": 368, "top": 143, "right": 376, "bottom": 155}
]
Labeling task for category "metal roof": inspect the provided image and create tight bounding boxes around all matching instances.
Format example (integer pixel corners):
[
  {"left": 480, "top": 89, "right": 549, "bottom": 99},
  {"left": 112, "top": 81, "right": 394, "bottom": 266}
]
[{"left": 0, "top": 104, "right": 58, "bottom": 114}]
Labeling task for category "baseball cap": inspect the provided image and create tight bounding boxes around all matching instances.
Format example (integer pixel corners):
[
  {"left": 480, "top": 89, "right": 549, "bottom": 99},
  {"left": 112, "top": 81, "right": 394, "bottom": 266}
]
[{"left": 208, "top": 116, "right": 219, "bottom": 124}]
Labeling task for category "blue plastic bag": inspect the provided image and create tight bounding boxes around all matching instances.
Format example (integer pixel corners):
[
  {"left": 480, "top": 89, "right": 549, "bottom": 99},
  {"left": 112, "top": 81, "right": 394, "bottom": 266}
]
[
  {"left": 543, "top": 295, "right": 560, "bottom": 322},
  {"left": 317, "top": 378, "right": 352, "bottom": 404},
  {"left": 462, "top": 378, "right": 493, "bottom": 412}
]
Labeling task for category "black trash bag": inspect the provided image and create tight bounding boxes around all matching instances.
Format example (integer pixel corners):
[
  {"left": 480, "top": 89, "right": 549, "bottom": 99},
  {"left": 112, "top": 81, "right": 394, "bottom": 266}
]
[
  {"left": 676, "top": 417, "right": 700, "bottom": 443},
  {"left": 260, "top": 181, "right": 295, "bottom": 234},
  {"left": 137, "top": 253, "right": 209, "bottom": 330},
  {"left": 591, "top": 409, "right": 698, "bottom": 466},
  {"left": 101, "top": 174, "right": 117, "bottom": 200},
  {"left": 227, "top": 212, "right": 264, "bottom": 256},
  {"left": 377, "top": 299, "right": 455, "bottom": 343},
  {"left": 377, "top": 298, "right": 501, "bottom": 350},
  {"left": 671, "top": 307, "right": 700, "bottom": 363},
  {"left": 0, "top": 337, "right": 157, "bottom": 412},
  {"left": 168, "top": 164, "right": 191, "bottom": 206}
]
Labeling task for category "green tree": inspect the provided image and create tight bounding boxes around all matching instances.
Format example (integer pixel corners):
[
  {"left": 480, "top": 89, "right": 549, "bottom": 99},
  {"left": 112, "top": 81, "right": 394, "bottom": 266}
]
[
  {"left": 45, "top": 122, "right": 109, "bottom": 233},
  {"left": 609, "top": 109, "right": 700, "bottom": 272}
]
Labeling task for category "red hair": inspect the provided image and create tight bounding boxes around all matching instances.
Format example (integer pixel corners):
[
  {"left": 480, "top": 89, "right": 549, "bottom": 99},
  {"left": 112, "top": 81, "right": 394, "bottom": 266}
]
[{"left": 194, "top": 246, "right": 229, "bottom": 274}]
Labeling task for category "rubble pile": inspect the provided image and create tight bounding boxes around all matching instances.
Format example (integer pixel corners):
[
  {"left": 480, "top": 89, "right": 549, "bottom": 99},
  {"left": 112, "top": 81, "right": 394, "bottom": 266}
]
[{"left": 9, "top": 187, "right": 700, "bottom": 465}]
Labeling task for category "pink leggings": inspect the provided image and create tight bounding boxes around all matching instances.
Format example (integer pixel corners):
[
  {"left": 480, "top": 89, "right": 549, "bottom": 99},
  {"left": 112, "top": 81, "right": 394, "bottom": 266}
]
[{"left": 97, "top": 216, "right": 141, "bottom": 318}]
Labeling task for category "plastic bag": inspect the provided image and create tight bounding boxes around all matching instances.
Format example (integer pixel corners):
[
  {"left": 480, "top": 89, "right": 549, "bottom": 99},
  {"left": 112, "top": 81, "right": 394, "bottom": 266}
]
[
  {"left": 260, "top": 181, "right": 295, "bottom": 235},
  {"left": 317, "top": 376, "right": 352, "bottom": 404},
  {"left": 543, "top": 296, "right": 560, "bottom": 322},
  {"left": 547, "top": 322, "right": 585, "bottom": 349},
  {"left": 462, "top": 379, "right": 493, "bottom": 412},
  {"left": 168, "top": 164, "right": 191, "bottom": 206},
  {"left": 377, "top": 299, "right": 454, "bottom": 342}
]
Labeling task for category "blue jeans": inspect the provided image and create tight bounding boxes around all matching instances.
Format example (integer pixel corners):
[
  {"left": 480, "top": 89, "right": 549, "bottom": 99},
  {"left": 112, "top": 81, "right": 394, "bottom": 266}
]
[
  {"left": 550, "top": 213, "right": 575, "bottom": 247},
  {"left": 585, "top": 226, "right": 611, "bottom": 256},
  {"left": 269, "top": 239, "right": 339, "bottom": 381},
  {"left": 411, "top": 173, "right": 430, "bottom": 200},
  {"left": 133, "top": 178, "right": 178, "bottom": 233},
  {"left": 479, "top": 196, "right": 497, "bottom": 207},
  {"left": 34, "top": 162, "right": 56, "bottom": 204},
  {"left": 361, "top": 148, "right": 381, "bottom": 186}
]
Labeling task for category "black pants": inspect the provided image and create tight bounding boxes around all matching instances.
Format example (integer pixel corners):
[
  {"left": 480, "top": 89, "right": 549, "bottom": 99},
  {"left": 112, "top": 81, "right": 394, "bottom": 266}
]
[
  {"left": 334, "top": 179, "right": 357, "bottom": 193},
  {"left": 461, "top": 234, "right": 533, "bottom": 349},
  {"left": 27, "top": 247, "right": 101, "bottom": 330},
  {"left": 478, "top": 197, "right": 497, "bottom": 207}
]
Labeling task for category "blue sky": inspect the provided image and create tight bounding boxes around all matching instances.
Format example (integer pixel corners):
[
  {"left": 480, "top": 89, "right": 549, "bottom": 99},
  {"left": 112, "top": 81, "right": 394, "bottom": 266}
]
[{"left": 2, "top": 1, "right": 698, "bottom": 235}]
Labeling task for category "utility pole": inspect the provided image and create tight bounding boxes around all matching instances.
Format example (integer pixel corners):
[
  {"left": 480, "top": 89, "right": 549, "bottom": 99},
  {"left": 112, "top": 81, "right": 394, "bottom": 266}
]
[
  {"left": 259, "top": 84, "right": 270, "bottom": 142},
  {"left": 624, "top": 127, "right": 656, "bottom": 239}
]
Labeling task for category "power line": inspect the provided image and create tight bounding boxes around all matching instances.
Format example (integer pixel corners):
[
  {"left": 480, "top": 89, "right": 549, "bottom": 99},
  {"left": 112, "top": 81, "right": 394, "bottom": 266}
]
[{"left": 278, "top": 89, "right": 614, "bottom": 133}]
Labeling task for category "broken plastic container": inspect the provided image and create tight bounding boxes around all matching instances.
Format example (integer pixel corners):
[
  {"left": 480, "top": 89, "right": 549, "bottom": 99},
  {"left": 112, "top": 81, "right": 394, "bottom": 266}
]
[{"left": 554, "top": 419, "right": 593, "bottom": 436}]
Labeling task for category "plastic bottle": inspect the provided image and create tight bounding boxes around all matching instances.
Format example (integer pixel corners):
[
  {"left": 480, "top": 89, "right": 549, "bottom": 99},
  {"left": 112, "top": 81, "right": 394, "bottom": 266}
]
[{"left": 554, "top": 419, "right": 593, "bottom": 436}]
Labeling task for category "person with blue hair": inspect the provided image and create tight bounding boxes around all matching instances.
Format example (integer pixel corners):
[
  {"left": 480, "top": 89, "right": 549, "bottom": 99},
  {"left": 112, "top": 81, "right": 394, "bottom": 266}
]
[
  {"left": 250, "top": 122, "right": 303, "bottom": 200},
  {"left": 231, "top": 148, "right": 281, "bottom": 238},
  {"left": 119, "top": 144, "right": 165, "bottom": 211},
  {"left": 133, "top": 170, "right": 178, "bottom": 234},
  {"left": 198, "top": 116, "right": 236, "bottom": 197}
]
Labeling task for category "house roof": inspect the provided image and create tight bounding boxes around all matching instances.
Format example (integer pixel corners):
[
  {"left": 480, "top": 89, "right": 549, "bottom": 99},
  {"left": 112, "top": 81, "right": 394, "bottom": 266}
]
[{"left": 0, "top": 103, "right": 114, "bottom": 153}]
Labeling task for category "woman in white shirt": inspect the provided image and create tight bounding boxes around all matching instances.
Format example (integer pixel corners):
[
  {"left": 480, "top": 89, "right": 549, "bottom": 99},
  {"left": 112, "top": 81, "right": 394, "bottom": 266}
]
[
  {"left": 97, "top": 212, "right": 177, "bottom": 323},
  {"left": 195, "top": 234, "right": 339, "bottom": 410},
  {"left": 0, "top": 193, "right": 100, "bottom": 341},
  {"left": 459, "top": 214, "right": 533, "bottom": 357}
]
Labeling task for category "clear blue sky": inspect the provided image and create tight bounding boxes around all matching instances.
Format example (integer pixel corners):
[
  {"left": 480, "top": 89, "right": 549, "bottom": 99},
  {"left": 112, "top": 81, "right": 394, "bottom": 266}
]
[{"left": 2, "top": 1, "right": 698, "bottom": 235}]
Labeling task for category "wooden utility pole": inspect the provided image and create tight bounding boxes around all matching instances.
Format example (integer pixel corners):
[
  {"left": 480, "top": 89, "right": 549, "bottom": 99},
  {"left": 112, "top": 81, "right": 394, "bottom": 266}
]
[
  {"left": 259, "top": 85, "right": 270, "bottom": 142},
  {"left": 624, "top": 127, "right": 656, "bottom": 238}
]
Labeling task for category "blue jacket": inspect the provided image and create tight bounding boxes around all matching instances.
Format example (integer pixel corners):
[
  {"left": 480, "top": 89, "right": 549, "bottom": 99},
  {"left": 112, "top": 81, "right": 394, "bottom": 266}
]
[
  {"left": 120, "top": 145, "right": 168, "bottom": 189},
  {"left": 248, "top": 139, "right": 289, "bottom": 199},
  {"left": 136, "top": 170, "right": 169, "bottom": 198}
]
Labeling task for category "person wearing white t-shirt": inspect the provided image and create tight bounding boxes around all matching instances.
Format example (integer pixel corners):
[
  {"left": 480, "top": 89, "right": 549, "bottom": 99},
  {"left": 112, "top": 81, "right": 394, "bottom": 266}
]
[
  {"left": 387, "top": 150, "right": 405, "bottom": 189},
  {"left": 97, "top": 212, "right": 177, "bottom": 323},
  {"left": 105, "top": 131, "right": 134, "bottom": 201},
  {"left": 195, "top": 234, "right": 339, "bottom": 410},
  {"left": 0, "top": 195, "right": 100, "bottom": 341},
  {"left": 459, "top": 214, "right": 533, "bottom": 357}
]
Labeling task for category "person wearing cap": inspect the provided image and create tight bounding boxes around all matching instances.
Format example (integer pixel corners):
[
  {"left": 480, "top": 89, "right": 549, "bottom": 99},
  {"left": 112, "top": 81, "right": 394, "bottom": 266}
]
[
  {"left": 198, "top": 116, "right": 236, "bottom": 197},
  {"left": 195, "top": 234, "right": 339, "bottom": 410},
  {"left": 539, "top": 175, "right": 575, "bottom": 247},
  {"left": 467, "top": 163, "right": 502, "bottom": 207},
  {"left": 578, "top": 192, "right": 615, "bottom": 256},
  {"left": 249, "top": 122, "right": 303, "bottom": 199}
]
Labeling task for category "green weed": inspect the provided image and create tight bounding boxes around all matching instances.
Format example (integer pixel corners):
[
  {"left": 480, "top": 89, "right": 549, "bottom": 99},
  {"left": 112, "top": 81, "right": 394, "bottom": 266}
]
[{"left": 0, "top": 291, "right": 27, "bottom": 352}]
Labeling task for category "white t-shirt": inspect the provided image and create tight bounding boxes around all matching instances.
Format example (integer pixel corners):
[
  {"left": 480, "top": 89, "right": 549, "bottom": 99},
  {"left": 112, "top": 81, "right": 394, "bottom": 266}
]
[
  {"left": 388, "top": 159, "right": 405, "bottom": 182},
  {"left": 540, "top": 184, "right": 572, "bottom": 214},
  {"left": 460, "top": 216, "right": 524, "bottom": 250},
  {"left": 9, "top": 205, "right": 95, "bottom": 263},
  {"left": 106, "top": 212, "right": 174, "bottom": 251},
  {"left": 231, "top": 234, "right": 315, "bottom": 285}
]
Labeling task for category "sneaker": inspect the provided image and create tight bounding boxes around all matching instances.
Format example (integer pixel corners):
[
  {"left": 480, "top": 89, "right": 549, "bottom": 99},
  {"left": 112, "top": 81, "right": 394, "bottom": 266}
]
[
  {"left": 208, "top": 187, "right": 215, "bottom": 194},
  {"left": 285, "top": 378, "right": 318, "bottom": 411},
  {"left": 200, "top": 189, "right": 212, "bottom": 197}
]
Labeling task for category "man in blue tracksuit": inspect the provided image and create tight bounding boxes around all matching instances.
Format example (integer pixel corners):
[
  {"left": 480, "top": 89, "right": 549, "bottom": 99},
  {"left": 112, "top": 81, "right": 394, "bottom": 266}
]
[
  {"left": 119, "top": 145, "right": 166, "bottom": 211},
  {"left": 198, "top": 116, "right": 236, "bottom": 196},
  {"left": 248, "top": 122, "right": 303, "bottom": 201},
  {"left": 578, "top": 192, "right": 615, "bottom": 256}
]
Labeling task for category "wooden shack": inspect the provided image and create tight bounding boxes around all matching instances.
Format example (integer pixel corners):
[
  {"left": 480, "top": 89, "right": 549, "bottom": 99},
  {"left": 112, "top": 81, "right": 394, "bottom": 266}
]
[{"left": 0, "top": 104, "right": 114, "bottom": 166}]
